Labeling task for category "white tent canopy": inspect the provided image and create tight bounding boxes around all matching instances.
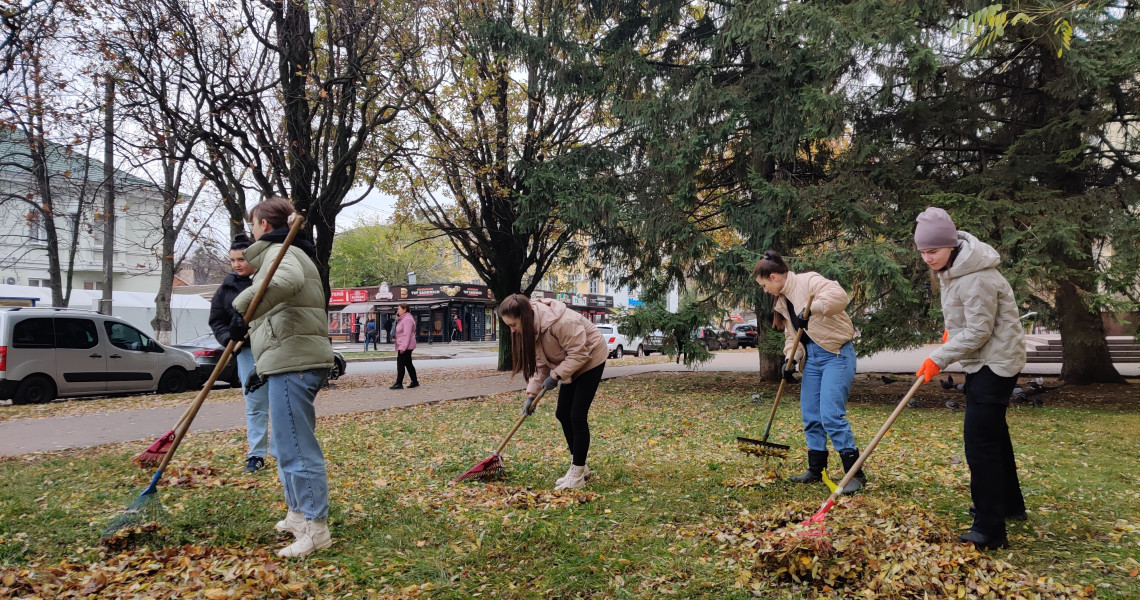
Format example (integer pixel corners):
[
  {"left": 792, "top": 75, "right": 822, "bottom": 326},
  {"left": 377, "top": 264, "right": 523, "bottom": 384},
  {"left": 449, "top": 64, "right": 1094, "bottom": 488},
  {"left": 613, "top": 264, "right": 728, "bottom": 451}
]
[{"left": 0, "top": 284, "right": 212, "bottom": 344}]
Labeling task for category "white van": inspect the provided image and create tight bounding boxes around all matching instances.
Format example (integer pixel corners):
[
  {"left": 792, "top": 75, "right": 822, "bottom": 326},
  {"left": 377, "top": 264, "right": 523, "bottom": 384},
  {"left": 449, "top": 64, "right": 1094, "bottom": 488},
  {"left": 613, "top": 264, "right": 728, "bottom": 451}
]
[{"left": 0, "top": 307, "right": 198, "bottom": 405}]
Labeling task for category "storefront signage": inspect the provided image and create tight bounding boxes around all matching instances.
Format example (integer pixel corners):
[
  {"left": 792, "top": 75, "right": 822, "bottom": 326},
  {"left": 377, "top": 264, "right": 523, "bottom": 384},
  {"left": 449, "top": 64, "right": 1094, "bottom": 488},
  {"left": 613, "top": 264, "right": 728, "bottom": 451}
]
[{"left": 329, "top": 288, "right": 371, "bottom": 304}]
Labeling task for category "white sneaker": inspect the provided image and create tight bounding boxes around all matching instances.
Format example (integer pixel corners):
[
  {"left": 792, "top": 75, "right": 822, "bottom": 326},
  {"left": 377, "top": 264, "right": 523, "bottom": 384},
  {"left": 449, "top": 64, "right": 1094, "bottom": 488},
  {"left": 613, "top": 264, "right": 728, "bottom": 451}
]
[
  {"left": 274, "top": 510, "right": 305, "bottom": 537},
  {"left": 555, "top": 464, "right": 590, "bottom": 486},
  {"left": 554, "top": 465, "right": 588, "bottom": 491},
  {"left": 277, "top": 520, "right": 332, "bottom": 558}
]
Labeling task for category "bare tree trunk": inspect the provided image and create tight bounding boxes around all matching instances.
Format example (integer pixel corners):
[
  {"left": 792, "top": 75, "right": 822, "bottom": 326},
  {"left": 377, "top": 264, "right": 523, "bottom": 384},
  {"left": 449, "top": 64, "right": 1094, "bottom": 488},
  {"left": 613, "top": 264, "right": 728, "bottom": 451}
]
[{"left": 99, "top": 76, "right": 115, "bottom": 315}]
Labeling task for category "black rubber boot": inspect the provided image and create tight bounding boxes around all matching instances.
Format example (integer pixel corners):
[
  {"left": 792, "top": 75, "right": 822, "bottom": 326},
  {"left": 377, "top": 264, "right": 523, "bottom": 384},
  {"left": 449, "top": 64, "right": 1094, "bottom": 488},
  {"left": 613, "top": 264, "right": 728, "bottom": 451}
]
[
  {"left": 838, "top": 449, "right": 867, "bottom": 494},
  {"left": 789, "top": 450, "right": 828, "bottom": 484}
]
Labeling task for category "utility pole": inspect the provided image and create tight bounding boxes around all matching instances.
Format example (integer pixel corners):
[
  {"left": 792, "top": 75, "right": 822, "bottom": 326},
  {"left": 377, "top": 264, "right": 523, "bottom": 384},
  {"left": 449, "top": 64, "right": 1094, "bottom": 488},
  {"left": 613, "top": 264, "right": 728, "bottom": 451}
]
[{"left": 99, "top": 76, "right": 115, "bottom": 315}]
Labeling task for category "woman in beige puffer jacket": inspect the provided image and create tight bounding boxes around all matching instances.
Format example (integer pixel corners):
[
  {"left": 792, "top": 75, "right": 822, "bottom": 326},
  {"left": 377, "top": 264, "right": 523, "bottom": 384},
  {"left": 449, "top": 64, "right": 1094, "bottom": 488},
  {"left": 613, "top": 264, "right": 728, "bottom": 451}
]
[
  {"left": 753, "top": 250, "right": 865, "bottom": 495},
  {"left": 914, "top": 207, "right": 1026, "bottom": 551},
  {"left": 498, "top": 294, "right": 608, "bottom": 491}
]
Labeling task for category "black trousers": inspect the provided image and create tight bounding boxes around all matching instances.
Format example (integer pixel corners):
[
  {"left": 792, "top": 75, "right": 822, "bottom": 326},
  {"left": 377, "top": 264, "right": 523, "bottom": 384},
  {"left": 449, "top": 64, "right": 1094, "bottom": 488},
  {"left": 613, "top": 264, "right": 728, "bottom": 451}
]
[
  {"left": 963, "top": 366, "right": 1025, "bottom": 537},
  {"left": 555, "top": 362, "right": 605, "bottom": 466},
  {"left": 395, "top": 350, "right": 418, "bottom": 385}
]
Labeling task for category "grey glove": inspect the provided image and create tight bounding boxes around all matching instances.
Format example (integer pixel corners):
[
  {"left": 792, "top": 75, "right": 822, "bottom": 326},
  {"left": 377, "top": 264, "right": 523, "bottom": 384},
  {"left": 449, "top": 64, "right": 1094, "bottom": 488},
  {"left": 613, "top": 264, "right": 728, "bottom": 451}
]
[
  {"left": 244, "top": 371, "right": 268, "bottom": 395},
  {"left": 542, "top": 375, "right": 559, "bottom": 392},
  {"left": 521, "top": 395, "right": 537, "bottom": 416}
]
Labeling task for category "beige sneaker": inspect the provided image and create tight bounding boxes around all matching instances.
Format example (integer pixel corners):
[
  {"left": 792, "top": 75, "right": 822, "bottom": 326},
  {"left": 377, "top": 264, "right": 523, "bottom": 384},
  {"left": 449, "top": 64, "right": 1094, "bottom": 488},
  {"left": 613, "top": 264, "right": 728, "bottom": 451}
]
[
  {"left": 274, "top": 510, "right": 305, "bottom": 537},
  {"left": 555, "top": 464, "right": 590, "bottom": 486},
  {"left": 554, "top": 465, "right": 588, "bottom": 491},
  {"left": 277, "top": 520, "right": 332, "bottom": 558}
]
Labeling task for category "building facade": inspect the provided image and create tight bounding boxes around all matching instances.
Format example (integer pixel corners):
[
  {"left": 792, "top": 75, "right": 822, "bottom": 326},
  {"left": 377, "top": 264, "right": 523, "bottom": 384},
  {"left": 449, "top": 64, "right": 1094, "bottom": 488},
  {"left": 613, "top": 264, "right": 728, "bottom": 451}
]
[{"left": 0, "top": 135, "right": 165, "bottom": 293}]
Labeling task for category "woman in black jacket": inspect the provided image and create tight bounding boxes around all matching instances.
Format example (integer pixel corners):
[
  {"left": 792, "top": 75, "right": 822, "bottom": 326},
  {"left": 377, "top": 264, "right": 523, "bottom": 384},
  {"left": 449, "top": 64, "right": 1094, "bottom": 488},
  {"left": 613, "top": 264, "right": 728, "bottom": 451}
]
[{"left": 208, "top": 234, "right": 269, "bottom": 474}]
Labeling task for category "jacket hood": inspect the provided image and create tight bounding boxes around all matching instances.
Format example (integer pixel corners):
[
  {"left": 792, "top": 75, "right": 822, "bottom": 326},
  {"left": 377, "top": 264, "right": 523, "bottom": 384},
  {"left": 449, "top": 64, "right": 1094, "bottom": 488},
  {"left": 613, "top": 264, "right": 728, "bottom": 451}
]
[
  {"left": 256, "top": 226, "right": 317, "bottom": 258},
  {"left": 532, "top": 298, "right": 569, "bottom": 334},
  {"left": 223, "top": 272, "right": 252, "bottom": 288},
  {"left": 945, "top": 231, "right": 1000, "bottom": 280}
]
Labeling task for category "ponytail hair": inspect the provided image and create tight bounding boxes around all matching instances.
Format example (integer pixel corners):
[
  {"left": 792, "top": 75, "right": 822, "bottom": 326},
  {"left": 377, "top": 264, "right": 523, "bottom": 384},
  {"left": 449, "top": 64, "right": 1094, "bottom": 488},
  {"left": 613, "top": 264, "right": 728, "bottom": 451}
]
[
  {"left": 752, "top": 250, "right": 789, "bottom": 279},
  {"left": 246, "top": 196, "right": 296, "bottom": 230},
  {"left": 498, "top": 294, "right": 537, "bottom": 380}
]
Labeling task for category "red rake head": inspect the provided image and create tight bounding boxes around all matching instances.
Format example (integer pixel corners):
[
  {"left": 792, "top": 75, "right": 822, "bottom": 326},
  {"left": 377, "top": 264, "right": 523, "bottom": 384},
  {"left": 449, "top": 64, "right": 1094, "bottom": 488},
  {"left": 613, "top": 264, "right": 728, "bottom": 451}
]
[
  {"left": 132, "top": 430, "right": 176, "bottom": 469},
  {"left": 453, "top": 453, "right": 503, "bottom": 483},
  {"left": 793, "top": 498, "right": 835, "bottom": 542}
]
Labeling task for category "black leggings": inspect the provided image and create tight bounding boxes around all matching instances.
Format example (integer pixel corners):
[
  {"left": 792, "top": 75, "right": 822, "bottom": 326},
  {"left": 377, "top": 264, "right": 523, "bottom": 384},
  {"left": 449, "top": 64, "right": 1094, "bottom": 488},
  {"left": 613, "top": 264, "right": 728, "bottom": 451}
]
[
  {"left": 963, "top": 366, "right": 1025, "bottom": 537},
  {"left": 555, "top": 362, "right": 605, "bottom": 466},
  {"left": 396, "top": 350, "right": 418, "bottom": 385}
]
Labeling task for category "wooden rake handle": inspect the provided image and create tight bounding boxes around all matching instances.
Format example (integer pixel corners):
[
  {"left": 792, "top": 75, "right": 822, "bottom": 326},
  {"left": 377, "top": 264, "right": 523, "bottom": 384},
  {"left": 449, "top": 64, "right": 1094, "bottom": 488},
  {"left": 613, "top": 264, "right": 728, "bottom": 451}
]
[
  {"left": 759, "top": 294, "right": 815, "bottom": 442},
  {"left": 824, "top": 375, "right": 925, "bottom": 505},
  {"left": 154, "top": 215, "right": 308, "bottom": 473},
  {"left": 494, "top": 386, "right": 552, "bottom": 455}
]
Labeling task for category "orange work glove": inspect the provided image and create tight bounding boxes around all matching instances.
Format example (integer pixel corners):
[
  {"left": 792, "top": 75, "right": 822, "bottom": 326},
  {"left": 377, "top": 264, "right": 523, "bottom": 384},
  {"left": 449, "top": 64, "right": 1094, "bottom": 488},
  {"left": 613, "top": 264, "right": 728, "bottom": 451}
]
[
  {"left": 915, "top": 358, "right": 941, "bottom": 383},
  {"left": 942, "top": 330, "right": 949, "bottom": 343}
]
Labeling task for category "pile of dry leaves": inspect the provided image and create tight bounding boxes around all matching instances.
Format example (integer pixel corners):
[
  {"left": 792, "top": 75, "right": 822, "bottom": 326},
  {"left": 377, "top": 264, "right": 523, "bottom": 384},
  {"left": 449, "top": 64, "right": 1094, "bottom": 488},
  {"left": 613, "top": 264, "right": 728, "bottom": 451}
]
[
  {"left": 716, "top": 496, "right": 1095, "bottom": 599},
  {"left": 0, "top": 544, "right": 351, "bottom": 599},
  {"left": 401, "top": 483, "right": 601, "bottom": 512}
]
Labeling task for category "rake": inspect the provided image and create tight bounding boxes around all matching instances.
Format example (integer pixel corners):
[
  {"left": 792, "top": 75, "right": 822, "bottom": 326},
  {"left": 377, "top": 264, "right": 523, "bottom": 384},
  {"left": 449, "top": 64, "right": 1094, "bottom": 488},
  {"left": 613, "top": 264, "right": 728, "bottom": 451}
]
[
  {"left": 454, "top": 386, "right": 552, "bottom": 483},
  {"left": 737, "top": 294, "right": 814, "bottom": 458},
  {"left": 797, "top": 375, "right": 926, "bottom": 538},
  {"left": 133, "top": 340, "right": 245, "bottom": 468},
  {"left": 103, "top": 216, "right": 306, "bottom": 542}
]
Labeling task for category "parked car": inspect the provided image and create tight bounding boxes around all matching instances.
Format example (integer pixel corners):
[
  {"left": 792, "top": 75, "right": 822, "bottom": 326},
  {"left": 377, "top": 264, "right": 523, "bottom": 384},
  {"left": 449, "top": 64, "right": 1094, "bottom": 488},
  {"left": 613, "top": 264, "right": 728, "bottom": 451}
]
[
  {"left": 174, "top": 334, "right": 347, "bottom": 389},
  {"left": 693, "top": 326, "right": 739, "bottom": 351},
  {"left": 0, "top": 307, "right": 199, "bottom": 405},
  {"left": 596, "top": 323, "right": 643, "bottom": 359},
  {"left": 731, "top": 324, "right": 759, "bottom": 348},
  {"left": 641, "top": 330, "right": 665, "bottom": 355}
]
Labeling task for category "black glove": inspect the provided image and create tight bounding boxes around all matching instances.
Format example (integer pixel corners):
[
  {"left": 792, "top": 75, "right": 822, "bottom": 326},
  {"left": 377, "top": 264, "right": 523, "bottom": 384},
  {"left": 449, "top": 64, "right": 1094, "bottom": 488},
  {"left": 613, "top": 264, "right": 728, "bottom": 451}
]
[
  {"left": 229, "top": 313, "right": 249, "bottom": 343},
  {"left": 244, "top": 371, "right": 268, "bottom": 395},
  {"left": 542, "top": 375, "right": 559, "bottom": 392},
  {"left": 782, "top": 359, "right": 798, "bottom": 384},
  {"left": 521, "top": 395, "right": 537, "bottom": 416},
  {"left": 797, "top": 306, "right": 811, "bottom": 323}
]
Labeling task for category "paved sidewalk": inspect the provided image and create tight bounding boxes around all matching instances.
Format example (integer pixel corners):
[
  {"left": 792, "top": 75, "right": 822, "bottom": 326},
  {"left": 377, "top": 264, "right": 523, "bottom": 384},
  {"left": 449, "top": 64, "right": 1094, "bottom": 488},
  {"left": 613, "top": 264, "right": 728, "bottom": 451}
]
[
  {"left": 2, "top": 346, "right": 1134, "bottom": 458},
  {"left": 0, "top": 360, "right": 693, "bottom": 457}
]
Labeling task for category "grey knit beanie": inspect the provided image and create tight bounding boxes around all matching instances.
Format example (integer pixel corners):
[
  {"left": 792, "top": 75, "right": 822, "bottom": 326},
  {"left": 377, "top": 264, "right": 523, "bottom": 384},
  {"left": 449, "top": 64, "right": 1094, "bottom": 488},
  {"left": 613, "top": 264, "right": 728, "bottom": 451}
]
[{"left": 914, "top": 207, "right": 958, "bottom": 250}]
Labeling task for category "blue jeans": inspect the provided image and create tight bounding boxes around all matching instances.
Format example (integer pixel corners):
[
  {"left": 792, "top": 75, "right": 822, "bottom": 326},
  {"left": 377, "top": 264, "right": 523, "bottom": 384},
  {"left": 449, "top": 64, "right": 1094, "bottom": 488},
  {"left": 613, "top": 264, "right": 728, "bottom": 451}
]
[
  {"left": 268, "top": 369, "right": 330, "bottom": 521},
  {"left": 364, "top": 332, "right": 376, "bottom": 351},
  {"left": 235, "top": 347, "right": 270, "bottom": 459},
  {"left": 799, "top": 341, "right": 857, "bottom": 453}
]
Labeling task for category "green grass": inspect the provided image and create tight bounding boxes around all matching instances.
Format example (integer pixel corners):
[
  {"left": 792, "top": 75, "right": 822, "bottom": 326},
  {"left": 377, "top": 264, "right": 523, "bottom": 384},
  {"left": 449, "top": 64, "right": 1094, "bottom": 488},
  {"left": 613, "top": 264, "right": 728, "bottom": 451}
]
[
  {"left": 0, "top": 372, "right": 1137, "bottom": 598},
  {"left": 342, "top": 351, "right": 397, "bottom": 359}
]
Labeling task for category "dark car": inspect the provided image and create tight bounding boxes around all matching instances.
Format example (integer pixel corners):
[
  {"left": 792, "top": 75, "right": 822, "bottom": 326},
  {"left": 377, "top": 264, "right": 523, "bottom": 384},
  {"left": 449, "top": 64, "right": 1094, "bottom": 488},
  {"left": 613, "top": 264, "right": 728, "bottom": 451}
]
[
  {"left": 174, "top": 334, "right": 346, "bottom": 389},
  {"left": 731, "top": 324, "right": 758, "bottom": 348}
]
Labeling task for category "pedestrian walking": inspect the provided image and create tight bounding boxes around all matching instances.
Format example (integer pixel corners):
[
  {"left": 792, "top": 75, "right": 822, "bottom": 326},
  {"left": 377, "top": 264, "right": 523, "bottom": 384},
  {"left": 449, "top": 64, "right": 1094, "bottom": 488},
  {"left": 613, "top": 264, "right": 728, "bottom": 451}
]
[
  {"left": 913, "top": 207, "right": 1027, "bottom": 550},
  {"left": 498, "top": 293, "right": 608, "bottom": 491},
  {"left": 364, "top": 319, "right": 377, "bottom": 352},
  {"left": 753, "top": 250, "right": 866, "bottom": 494},
  {"left": 232, "top": 196, "right": 336, "bottom": 558},
  {"left": 208, "top": 233, "right": 268, "bottom": 474},
  {"left": 390, "top": 303, "right": 419, "bottom": 389}
]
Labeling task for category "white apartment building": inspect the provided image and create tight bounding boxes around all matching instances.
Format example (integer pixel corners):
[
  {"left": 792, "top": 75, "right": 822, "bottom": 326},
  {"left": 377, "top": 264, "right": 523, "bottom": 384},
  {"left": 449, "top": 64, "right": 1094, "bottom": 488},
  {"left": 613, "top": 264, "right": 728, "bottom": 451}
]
[{"left": 0, "top": 135, "right": 164, "bottom": 293}]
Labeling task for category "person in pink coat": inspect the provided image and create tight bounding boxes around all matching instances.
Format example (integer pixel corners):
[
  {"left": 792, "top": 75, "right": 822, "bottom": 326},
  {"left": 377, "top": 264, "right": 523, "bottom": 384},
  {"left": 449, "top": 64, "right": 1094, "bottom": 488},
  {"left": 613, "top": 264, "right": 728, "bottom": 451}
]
[
  {"left": 390, "top": 303, "right": 419, "bottom": 390},
  {"left": 498, "top": 293, "right": 608, "bottom": 490}
]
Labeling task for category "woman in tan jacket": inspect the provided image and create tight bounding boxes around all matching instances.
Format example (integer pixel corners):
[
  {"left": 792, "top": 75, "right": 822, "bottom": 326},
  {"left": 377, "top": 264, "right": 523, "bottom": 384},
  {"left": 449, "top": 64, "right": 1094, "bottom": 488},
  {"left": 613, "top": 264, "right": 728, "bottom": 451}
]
[
  {"left": 753, "top": 251, "right": 865, "bottom": 494},
  {"left": 498, "top": 294, "right": 608, "bottom": 490}
]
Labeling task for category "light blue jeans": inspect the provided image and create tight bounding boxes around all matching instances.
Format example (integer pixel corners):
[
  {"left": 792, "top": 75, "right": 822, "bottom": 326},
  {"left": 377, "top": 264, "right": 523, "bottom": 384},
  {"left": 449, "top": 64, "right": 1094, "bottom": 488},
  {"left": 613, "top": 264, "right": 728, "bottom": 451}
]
[
  {"left": 268, "top": 369, "right": 330, "bottom": 521},
  {"left": 800, "top": 340, "right": 857, "bottom": 453},
  {"left": 235, "top": 347, "right": 270, "bottom": 459}
]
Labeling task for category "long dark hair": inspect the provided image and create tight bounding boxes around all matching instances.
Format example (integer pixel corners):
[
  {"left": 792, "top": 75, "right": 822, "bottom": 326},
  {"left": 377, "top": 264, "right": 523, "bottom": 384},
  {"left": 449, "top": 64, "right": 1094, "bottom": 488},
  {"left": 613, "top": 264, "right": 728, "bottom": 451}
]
[
  {"left": 498, "top": 293, "right": 536, "bottom": 380},
  {"left": 754, "top": 250, "right": 791, "bottom": 330}
]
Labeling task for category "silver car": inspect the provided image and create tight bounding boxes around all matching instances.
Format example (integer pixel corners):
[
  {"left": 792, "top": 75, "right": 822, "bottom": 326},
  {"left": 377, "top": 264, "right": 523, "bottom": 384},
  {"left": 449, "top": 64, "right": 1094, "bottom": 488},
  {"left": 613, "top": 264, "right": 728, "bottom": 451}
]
[{"left": 0, "top": 307, "right": 199, "bottom": 405}]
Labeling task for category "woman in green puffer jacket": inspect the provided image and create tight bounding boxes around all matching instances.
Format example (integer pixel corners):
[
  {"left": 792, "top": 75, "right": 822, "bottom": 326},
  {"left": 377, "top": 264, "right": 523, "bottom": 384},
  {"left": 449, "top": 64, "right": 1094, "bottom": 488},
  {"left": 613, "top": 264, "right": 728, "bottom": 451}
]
[{"left": 233, "top": 196, "right": 335, "bottom": 559}]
